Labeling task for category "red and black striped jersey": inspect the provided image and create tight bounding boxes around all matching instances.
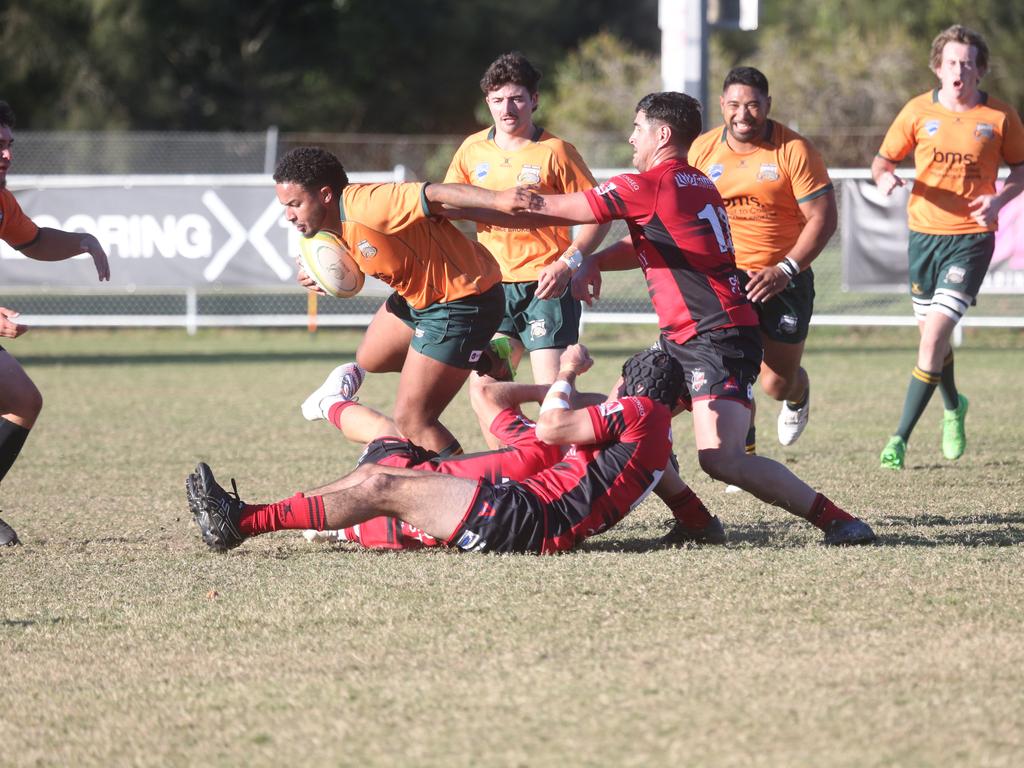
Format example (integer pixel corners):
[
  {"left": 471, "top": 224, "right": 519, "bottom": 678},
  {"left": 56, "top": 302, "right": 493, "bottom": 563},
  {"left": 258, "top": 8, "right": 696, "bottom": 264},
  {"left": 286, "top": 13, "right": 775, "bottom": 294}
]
[
  {"left": 521, "top": 396, "right": 672, "bottom": 553},
  {"left": 582, "top": 158, "right": 758, "bottom": 344}
]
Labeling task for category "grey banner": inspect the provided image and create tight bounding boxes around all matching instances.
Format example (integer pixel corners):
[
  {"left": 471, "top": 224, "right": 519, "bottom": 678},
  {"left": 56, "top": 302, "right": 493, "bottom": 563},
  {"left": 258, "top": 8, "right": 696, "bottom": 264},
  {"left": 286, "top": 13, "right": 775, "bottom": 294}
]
[
  {"left": 841, "top": 179, "right": 1024, "bottom": 293},
  {"left": 0, "top": 179, "right": 388, "bottom": 294}
]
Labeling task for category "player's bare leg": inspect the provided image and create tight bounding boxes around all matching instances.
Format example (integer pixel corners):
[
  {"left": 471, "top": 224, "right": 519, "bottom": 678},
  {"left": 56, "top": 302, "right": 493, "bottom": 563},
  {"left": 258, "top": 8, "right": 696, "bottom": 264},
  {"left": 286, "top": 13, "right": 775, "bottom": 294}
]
[
  {"left": 762, "top": 337, "right": 810, "bottom": 446},
  {"left": 476, "top": 334, "right": 525, "bottom": 448},
  {"left": 321, "top": 468, "right": 477, "bottom": 541},
  {"left": 393, "top": 348, "right": 471, "bottom": 454},
  {"left": 0, "top": 353, "right": 43, "bottom": 546},
  {"left": 356, "top": 304, "right": 413, "bottom": 373},
  {"left": 692, "top": 398, "right": 875, "bottom": 544}
]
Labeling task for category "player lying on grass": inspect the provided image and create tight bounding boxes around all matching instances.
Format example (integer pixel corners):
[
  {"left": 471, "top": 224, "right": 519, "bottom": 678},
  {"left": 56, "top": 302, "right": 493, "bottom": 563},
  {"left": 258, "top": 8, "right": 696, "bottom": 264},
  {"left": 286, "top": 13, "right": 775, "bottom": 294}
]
[
  {"left": 299, "top": 351, "right": 723, "bottom": 547},
  {"left": 426, "top": 91, "right": 877, "bottom": 547},
  {"left": 187, "top": 346, "right": 702, "bottom": 555}
]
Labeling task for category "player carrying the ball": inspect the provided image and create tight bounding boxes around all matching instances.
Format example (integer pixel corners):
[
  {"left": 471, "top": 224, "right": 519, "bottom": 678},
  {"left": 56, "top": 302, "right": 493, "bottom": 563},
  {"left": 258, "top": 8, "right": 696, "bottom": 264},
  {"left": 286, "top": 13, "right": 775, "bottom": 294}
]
[{"left": 276, "top": 147, "right": 511, "bottom": 458}]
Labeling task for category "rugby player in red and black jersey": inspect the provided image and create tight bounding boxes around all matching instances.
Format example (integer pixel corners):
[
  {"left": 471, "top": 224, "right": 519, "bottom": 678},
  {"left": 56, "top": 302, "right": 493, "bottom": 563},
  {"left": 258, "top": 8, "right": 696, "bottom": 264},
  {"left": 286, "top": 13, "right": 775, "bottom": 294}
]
[
  {"left": 186, "top": 345, "right": 690, "bottom": 555},
  {"left": 439, "top": 92, "right": 876, "bottom": 546}
]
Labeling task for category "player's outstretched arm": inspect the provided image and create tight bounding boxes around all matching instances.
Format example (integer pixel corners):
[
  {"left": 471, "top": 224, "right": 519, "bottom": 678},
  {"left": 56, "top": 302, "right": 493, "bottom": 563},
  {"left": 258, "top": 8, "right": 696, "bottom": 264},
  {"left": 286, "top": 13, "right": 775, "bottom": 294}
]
[
  {"left": 21, "top": 229, "right": 110, "bottom": 281},
  {"left": 535, "top": 345, "right": 600, "bottom": 446}
]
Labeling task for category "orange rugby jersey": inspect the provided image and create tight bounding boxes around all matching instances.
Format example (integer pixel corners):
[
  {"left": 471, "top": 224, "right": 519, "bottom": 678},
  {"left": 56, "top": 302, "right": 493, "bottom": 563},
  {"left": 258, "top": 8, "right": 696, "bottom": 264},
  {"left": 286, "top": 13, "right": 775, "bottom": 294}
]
[
  {"left": 444, "top": 126, "right": 597, "bottom": 281},
  {"left": 0, "top": 189, "right": 40, "bottom": 248},
  {"left": 878, "top": 90, "right": 1024, "bottom": 234},
  {"left": 335, "top": 183, "right": 500, "bottom": 310},
  {"left": 688, "top": 121, "right": 833, "bottom": 271}
]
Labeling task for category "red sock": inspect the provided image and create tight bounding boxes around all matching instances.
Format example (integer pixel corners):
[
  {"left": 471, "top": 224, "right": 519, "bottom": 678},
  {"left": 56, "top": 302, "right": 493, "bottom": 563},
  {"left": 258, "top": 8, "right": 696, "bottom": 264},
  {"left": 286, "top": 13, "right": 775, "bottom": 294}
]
[
  {"left": 806, "top": 493, "right": 855, "bottom": 531},
  {"left": 340, "top": 518, "right": 439, "bottom": 550},
  {"left": 666, "top": 489, "right": 713, "bottom": 529},
  {"left": 327, "top": 400, "right": 359, "bottom": 431},
  {"left": 238, "top": 492, "right": 326, "bottom": 535}
]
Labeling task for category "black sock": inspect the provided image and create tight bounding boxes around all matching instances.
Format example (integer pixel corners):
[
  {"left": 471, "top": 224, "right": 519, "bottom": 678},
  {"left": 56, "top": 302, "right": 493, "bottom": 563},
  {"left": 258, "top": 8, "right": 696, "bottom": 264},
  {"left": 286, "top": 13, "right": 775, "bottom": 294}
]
[{"left": 0, "top": 417, "right": 31, "bottom": 482}]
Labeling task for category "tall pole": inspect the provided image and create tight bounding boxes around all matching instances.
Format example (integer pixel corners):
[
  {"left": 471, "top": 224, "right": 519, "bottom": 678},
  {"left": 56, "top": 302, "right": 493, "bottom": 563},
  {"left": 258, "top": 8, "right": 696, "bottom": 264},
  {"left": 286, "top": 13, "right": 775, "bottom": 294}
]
[{"left": 659, "top": 0, "right": 709, "bottom": 115}]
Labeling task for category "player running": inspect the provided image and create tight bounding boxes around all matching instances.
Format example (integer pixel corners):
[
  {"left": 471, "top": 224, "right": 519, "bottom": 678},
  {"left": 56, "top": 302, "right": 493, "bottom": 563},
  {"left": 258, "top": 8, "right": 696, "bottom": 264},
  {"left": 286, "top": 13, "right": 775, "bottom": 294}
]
[
  {"left": 277, "top": 147, "right": 510, "bottom": 458},
  {"left": 187, "top": 346, "right": 689, "bottom": 555},
  {"left": 689, "top": 67, "right": 836, "bottom": 456},
  {"left": 872, "top": 25, "right": 1024, "bottom": 469},
  {"left": 0, "top": 100, "right": 111, "bottom": 546}
]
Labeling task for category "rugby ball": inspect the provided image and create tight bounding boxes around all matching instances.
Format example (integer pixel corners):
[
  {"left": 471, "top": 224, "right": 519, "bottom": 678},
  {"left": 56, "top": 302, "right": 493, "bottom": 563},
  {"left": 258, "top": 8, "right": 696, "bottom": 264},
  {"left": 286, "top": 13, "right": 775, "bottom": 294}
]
[{"left": 297, "top": 231, "right": 365, "bottom": 298}]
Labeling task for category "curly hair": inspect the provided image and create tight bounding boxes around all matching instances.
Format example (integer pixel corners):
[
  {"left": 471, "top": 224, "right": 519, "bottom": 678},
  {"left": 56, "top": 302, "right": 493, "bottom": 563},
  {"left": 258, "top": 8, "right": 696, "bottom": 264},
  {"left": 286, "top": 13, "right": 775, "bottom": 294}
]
[
  {"left": 930, "top": 25, "right": 989, "bottom": 75},
  {"left": 635, "top": 92, "right": 703, "bottom": 148},
  {"left": 0, "top": 101, "right": 16, "bottom": 129},
  {"left": 480, "top": 52, "right": 541, "bottom": 95},
  {"left": 273, "top": 147, "right": 348, "bottom": 195}
]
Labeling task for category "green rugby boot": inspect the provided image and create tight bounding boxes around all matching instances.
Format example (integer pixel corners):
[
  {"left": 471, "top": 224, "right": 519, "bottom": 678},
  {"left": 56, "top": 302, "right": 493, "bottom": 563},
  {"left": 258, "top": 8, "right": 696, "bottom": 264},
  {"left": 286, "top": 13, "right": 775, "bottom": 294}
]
[
  {"left": 880, "top": 435, "right": 906, "bottom": 470},
  {"left": 942, "top": 394, "right": 968, "bottom": 461}
]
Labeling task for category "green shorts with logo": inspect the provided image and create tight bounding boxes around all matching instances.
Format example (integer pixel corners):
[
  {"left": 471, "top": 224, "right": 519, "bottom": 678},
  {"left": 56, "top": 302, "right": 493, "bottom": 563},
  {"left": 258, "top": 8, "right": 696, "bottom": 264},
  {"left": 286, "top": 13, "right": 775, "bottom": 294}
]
[
  {"left": 385, "top": 284, "right": 504, "bottom": 369},
  {"left": 738, "top": 268, "right": 815, "bottom": 344},
  {"left": 496, "top": 280, "right": 582, "bottom": 352},
  {"left": 908, "top": 231, "right": 994, "bottom": 302}
]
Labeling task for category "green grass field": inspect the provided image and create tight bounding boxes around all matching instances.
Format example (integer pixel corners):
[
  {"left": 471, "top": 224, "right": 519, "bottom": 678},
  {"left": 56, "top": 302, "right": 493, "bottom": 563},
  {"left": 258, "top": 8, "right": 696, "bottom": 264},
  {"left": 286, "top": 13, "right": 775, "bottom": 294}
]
[{"left": 2, "top": 325, "right": 1024, "bottom": 767}]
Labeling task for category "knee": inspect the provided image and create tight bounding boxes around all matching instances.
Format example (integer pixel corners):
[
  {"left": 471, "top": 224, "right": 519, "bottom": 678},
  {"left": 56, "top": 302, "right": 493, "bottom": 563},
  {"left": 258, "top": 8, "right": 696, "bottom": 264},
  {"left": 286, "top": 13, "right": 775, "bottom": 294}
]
[
  {"left": 759, "top": 371, "right": 787, "bottom": 400},
  {"left": 697, "top": 448, "right": 740, "bottom": 484},
  {"left": 393, "top": 405, "right": 434, "bottom": 437},
  {"left": 9, "top": 380, "right": 43, "bottom": 422}
]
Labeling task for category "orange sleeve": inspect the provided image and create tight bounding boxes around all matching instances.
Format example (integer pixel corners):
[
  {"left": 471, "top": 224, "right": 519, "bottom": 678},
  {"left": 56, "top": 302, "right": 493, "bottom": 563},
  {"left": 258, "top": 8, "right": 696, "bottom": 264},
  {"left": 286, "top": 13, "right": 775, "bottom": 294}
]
[
  {"left": 343, "top": 183, "right": 430, "bottom": 234},
  {"left": 0, "top": 189, "right": 40, "bottom": 249},
  {"left": 1002, "top": 106, "right": 1024, "bottom": 166},
  {"left": 878, "top": 101, "right": 918, "bottom": 163},
  {"left": 443, "top": 141, "right": 471, "bottom": 184},
  {"left": 686, "top": 130, "right": 715, "bottom": 169},
  {"left": 786, "top": 138, "right": 833, "bottom": 203},
  {"left": 550, "top": 141, "right": 597, "bottom": 194}
]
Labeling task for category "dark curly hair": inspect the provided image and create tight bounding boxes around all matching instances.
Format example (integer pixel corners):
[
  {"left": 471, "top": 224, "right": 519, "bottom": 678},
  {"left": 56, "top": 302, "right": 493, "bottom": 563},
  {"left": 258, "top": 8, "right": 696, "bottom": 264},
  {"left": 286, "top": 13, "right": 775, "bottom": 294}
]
[
  {"left": 480, "top": 52, "right": 541, "bottom": 94},
  {"left": 273, "top": 147, "right": 348, "bottom": 195},
  {"left": 620, "top": 348, "right": 685, "bottom": 408},
  {"left": 0, "top": 101, "right": 16, "bottom": 129},
  {"left": 635, "top": 92, "right": 703, "bottom": 148}
]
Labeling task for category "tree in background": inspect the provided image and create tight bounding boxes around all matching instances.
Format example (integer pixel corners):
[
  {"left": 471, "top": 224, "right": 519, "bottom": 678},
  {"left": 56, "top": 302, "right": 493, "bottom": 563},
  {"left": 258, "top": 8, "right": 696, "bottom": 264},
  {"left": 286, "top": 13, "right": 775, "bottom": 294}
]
[{"left": 544, "top": 31, "right": 661, "bottom": 168}]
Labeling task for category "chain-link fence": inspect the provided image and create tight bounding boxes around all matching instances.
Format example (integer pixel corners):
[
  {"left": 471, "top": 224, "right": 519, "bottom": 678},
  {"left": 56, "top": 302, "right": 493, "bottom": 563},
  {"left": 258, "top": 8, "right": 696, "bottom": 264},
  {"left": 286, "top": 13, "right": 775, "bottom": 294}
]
[{"left": 4, "top": 132, "right": 1023, "bottom": 332}]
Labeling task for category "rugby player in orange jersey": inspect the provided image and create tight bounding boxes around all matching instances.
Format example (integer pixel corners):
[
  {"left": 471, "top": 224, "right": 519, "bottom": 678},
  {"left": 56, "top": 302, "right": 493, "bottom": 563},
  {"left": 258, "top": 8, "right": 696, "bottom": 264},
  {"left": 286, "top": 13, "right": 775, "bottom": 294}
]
[
  {"left": 872, "top": 25, "right": 1024, "bottom": 469},
  {"left": 276, "top": 146, "right": 510, "bottom": 458},
  {"left": 445, "top": 53, "right": 610, "bottom": 417},
  {"left": 689, "top": 67, "right": 837, "bottom": 458},
  {"left": 0, "top": 100, "right": 111, "bottom": 546}
]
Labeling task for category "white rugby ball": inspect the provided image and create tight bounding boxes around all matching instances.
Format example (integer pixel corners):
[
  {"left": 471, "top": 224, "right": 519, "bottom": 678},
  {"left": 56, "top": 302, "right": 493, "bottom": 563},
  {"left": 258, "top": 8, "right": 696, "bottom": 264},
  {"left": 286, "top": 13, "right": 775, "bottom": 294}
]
[{"left": 297, "top": 231, "right": 365, "bottom": 298}]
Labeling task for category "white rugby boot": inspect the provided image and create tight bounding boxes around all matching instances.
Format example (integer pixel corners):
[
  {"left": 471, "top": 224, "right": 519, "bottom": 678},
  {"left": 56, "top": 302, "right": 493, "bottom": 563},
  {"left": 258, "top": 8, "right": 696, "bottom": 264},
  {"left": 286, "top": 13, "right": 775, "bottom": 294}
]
[{"left": 300, "top": 362, "right": 365, "bottom": 421}]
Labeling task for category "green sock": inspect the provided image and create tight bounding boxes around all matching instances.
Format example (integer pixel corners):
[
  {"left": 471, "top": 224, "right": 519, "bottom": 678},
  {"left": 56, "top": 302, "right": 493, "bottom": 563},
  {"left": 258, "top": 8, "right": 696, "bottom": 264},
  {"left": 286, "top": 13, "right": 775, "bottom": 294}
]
[
  {"left": 938, "top": 351, "right": 959, "bottom": 410},
  {"left": 895, "top": 367, "right": 940, "bottom": 440}
]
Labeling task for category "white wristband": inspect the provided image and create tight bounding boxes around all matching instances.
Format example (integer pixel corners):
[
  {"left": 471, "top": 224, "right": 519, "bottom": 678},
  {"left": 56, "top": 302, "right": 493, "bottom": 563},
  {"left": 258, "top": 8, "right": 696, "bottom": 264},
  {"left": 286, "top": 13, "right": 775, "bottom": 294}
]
[
  {"left": 560, "top": 247, "right": 583, "bottom": 272},
  {"left": 540, "top": 398, "right": 571, "bottom": 413},
  {"left": 540, "top": 379, "right": 573, "bottom": 413},
  {"left": 778, "top": 257, "right": 799, "bottom": 278}
]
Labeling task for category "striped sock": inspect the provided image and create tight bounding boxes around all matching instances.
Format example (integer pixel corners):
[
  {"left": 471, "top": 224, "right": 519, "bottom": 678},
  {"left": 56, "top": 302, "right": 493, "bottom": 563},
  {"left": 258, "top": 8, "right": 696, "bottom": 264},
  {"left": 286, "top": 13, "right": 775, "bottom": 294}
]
[
  {"left": 895, "top": 367, "right": 940, "bottom": 440},
  {"left": 239, "top": 492, "right": 326, "bottom": 535}
]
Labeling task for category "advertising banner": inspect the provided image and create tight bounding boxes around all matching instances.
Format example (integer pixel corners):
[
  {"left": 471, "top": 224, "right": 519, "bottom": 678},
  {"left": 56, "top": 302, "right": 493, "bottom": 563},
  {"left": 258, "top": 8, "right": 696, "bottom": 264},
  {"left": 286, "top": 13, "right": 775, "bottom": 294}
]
[{"left": 841, "top": 178, "right": 1024, "bottom": 293}]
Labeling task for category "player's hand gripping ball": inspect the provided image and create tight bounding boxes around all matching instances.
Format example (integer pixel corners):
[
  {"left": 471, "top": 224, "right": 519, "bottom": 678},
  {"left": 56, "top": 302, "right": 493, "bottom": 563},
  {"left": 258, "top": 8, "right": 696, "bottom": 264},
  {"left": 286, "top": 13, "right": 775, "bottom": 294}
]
[{"left": 297, "top": 231, "right": 365, "bottom": 298}]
